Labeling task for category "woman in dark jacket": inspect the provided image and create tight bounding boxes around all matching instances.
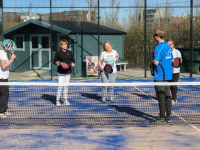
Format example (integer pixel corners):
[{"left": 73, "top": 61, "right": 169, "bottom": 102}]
[{"left": 54, "top": 39, "right": 75, "bottom": 107}]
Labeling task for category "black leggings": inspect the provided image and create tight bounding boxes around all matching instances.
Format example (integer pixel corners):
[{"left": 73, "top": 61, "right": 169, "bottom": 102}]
[
  {"left": 170, "top": 73, "right": 179, "bottom": 100},
  {"left": 0, "top": 79, "right": 9, "bottom": 113},
  {"left": 155, "top": 80, "right": 172, "bottom": 118}
]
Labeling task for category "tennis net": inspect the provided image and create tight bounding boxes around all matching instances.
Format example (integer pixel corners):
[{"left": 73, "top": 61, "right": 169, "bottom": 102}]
[{"left": 0, "top": 82, "right": 199, "bottom": 126}]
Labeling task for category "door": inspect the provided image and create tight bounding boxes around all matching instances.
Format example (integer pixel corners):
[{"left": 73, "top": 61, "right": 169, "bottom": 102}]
[{"left": 30, "top": 34, "right": 51, "bottom": 70}]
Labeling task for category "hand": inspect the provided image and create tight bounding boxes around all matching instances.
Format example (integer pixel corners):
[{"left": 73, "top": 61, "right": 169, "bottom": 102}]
[
  {"left": 11, "top": 53, "right": 16, "bottom": 60},
  {"left": 56, "top": 61, "right": 60, "bottom": 66},
  {"left": 71, "top": 62, "right": 75, "bottom": 67}
]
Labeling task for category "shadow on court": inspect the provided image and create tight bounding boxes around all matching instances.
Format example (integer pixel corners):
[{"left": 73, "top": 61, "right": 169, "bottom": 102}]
[
  {"left": 80, "top": 93, "right": 102, "bottom": 102},
  {"left": 108, "top": 105, "right": 157, "bottom": 121},
  {"left": 131, "top": 92, "right": 157, "bottom": 100},
  {"left": 41, "top": 94, "right": 57, "bottom": 105}
]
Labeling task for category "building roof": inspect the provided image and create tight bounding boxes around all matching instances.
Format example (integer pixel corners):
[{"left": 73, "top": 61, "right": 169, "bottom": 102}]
[{"left": 4, "top": 19, "right": 127, "bottom": 35}]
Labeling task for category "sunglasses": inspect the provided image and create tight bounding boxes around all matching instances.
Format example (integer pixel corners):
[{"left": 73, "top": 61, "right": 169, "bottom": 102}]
[{"left": 153, "top": 34, "right": 158, "bottom": 38}]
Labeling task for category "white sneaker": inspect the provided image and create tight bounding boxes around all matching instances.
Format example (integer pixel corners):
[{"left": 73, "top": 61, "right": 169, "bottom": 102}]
[
  {"left": 4, "top": 112, "right": 12, "bottom": 116},
  {"left": 64, "top": 100, "right": 70, "bottom": 105},
  {"left": 172, "top": 99, "right": 177, "bottom": 105},
  {"left": 56, "top": 101, "right": 61, "bottom": 107},
  {"left": 0, "top": 113, "right": 7, "bottom": 118}
]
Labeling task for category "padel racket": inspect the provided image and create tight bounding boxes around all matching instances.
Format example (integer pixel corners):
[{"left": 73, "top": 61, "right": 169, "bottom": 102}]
[
  {"left": 104, "top": 64, "right": 113, "bottom": 74},
  {"left": 3, "top": 39, "right": 17, "bottom": 65},
  {"left": 60, "top": 62, "right": 70, "bottom": 69},
  {"left": 150, "top": 63, "right": 154, "bottom": 76},
  {"left": 172, "top": 58, "right": 181, "bottom": 68},
  {"left": 3, "top": 39, "right": 16, "bottom": 53}
]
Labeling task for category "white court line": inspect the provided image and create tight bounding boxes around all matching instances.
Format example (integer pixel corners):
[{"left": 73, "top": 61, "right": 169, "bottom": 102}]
[{"left": 134, "top": 86, "right": 200, "bottom": 132}]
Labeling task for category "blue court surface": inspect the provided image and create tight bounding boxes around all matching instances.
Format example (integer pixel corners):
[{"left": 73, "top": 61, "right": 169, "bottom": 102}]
[
  {"left": 2, "top": 77, "right": 200, "bottom": 126},
  {"left": 0, "top": 78, "right": 200, "bottom": 150}
]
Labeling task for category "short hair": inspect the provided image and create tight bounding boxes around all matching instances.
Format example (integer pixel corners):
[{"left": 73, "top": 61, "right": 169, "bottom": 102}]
[
  {"left": 102, "top": 41, "right": 113, "bottom": 52},
  {"left": 59, "top": 39, "right": 68, "bottom": 49},
  {"left": 153, "top": 28, "right": 165, "bottom": 39},
  {"left": 167, "top": 39, "right": 174, "bottom": 44}
]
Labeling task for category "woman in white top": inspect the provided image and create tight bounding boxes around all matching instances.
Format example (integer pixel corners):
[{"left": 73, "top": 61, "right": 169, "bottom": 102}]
[
  {"left": 98, "top": 41, "right": 119, "bottom": 103},
  {"left": 0, "top": 42, "right": 16, "bottom": 118}
]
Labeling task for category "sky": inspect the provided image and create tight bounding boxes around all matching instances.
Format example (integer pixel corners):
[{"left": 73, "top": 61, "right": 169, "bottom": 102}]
[
  {"left": 2, "top": 0, "right": 200, "bottom": 16},
  {"left": 3, "top": 0, "right": 200, "bottom": 8}
]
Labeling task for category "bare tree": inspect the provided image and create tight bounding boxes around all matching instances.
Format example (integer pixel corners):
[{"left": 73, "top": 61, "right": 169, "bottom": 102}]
[{"left": 100, "top": 0, "right": 120, "bottom": 28}]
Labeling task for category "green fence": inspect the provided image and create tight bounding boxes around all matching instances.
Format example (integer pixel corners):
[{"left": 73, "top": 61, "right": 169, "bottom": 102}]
[{"left": 179, "top": 48, "right": 200, "bottom": 73}]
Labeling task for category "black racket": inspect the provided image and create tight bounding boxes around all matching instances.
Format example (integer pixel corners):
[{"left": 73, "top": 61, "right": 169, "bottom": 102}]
[
  {"left": 172, "top": 58, "right": 181, "bottom": 68},
  {"left": 150, "top": 63, "right": 154, "bottom": 76},
  {"left": 60, "top": 62, "right": 70, "bottom": 69},
  {"left": 104, "top": 64, "right": 113, "bottom": 74}
]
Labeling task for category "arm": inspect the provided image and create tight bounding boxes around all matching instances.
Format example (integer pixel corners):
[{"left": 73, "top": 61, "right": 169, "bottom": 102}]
[
  {"left": 0, "top": 53, "right": 16, "bottom": 70},
  {"left": 98, "top": 59, "right": 104, "bottom": 71},
  {"left": 151, "top": 57, "right": 159, "bottom": 65},
  {"left": 180, "top": 57, "right": 182, "bottom": 63},
  {"left": 71, "top": 52, "right": 75, "bottom": 67},
  {"left": 115, "top": 55, "right": 119, "bottom": 61}
]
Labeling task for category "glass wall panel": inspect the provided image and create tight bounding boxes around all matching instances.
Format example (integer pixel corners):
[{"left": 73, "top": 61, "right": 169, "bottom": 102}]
[
  {"left": 147, "top": 0, "right": 190, "bottom": 7},
  {"left": 1, "top": 0, "right": 197, "bottom": 79},
  {"left": 52, "top": 5, "right": 99, "bottom": 78},
  {"left": 3, "top": 7, "right": 51, "bottom": 78},
  {"left": 146, "top": 5, "right": 191, "bottom": 77},
  {"left": 3, "top": 0, "right": 50, "bottom": 8}
]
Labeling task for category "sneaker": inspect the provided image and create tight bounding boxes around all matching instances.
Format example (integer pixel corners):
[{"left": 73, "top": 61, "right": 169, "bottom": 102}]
[
  {"left": 4, "top": 112, "right": 12, "bottom": 116},
  {"left": 102, "top": 99, "right": 106, "bottom": 103},
  {"left": 0, "top": 113, "right": 7, "bottom": 118},
  {"left": 110, "top": 99, "right": 114, "bottom": 103},
  {"left": 56, "top": 101, "right": 61, "bottom": 107},
  {"left": 150, "top": 117, "right": 166, "bottom": 124},
  {"left": 110, "top": 97, "right": 114, "bottom": 103},
  {"left": 172, "top": 99, "right": 177, "bottom": 105},
  {"left": 64, "top": 100, "right": 70, "bottom": 106},
  {"left": 165, "top": 117, "right": 172, "bottom": 123}
]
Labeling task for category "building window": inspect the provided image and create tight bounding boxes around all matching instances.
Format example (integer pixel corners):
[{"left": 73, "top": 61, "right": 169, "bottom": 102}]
[{"left": 14, "top": 34, "right": 25, "bottom": 51}]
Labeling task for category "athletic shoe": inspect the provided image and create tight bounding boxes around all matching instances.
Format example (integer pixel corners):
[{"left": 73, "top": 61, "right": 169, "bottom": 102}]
[
  {"left": 165, "top": 117, "right": 172, "bottom": 123},
  {"left": 110, "top": 97, "right": 114, "bottom": 103},
  {"left": 102, "top": 99, "right": 106, "bottom": 103},
  {"left": 172, "top": 99, "right": 177, "bottom": 105},
  {"left": 110, "top": 99, "right": 114, "bottom": 103},
  {"left": 4, "top": 112, "right": 12, "bottom": 116},
  {"left": 56, "top": 101, "right": 61, "bottom": 107},
  {"left": 149, "top": 117, "right": 166, "bottom": 124},
  {"left": 64, "top": 100, "right": 70, "bottom": 106},
  {"left": 0, "top": 113, "right": 7, "bottom": 118}
]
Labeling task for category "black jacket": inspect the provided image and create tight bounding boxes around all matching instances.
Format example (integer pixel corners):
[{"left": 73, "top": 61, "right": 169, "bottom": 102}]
[{"left": 54, "top": 50, "right": 75, "bottom": 74}]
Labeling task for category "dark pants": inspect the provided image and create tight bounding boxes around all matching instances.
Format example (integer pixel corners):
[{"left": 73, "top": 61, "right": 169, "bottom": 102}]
[
  {"left": 170, "top": 73, "right": 179, "bottom": 100},
  {"left": 155, "top": 80, "right": 172, "bottom": 118},
  {"left": 0, "top": 79, "right": 9, "bottom": 113}
]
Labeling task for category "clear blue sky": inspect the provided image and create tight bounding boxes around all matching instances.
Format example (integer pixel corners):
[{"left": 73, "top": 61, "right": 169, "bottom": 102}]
[
  {"left": 3, "top": 0, "right": 200, "bottom": 16},
  {"left": 3, "top": 0, "right": 200, "bottom": 8}
]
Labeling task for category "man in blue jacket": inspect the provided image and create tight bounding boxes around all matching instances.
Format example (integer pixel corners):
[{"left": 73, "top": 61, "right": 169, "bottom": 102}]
[{"left": 151, "top": 28, "right": 174, "bottom": 124}]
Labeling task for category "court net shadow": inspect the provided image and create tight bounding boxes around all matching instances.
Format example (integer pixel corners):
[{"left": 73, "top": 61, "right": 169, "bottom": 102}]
[
  {"left": 41, "top": 94, "right": 56, "bottom": 105},
  {"left": 80, "top": 93, "right": 102, "bottom": 102},
  {"left": 108, "top": 105, "right": 156, "bottom": 121}
]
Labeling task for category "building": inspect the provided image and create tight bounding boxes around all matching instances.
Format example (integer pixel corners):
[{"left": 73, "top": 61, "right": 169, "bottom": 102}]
[{"left": 4, "top": 19, "right": 127, "bottom": 77}]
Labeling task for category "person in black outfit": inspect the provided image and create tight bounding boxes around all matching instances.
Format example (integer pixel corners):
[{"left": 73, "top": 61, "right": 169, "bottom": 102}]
[{"left": 54, "top": 39, "right": 75, "bottom": 107}]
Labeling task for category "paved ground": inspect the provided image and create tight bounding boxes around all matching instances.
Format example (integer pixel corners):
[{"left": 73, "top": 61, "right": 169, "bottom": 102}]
[{"left": 9, "top": 69, "right": 200, "bottom": 81}]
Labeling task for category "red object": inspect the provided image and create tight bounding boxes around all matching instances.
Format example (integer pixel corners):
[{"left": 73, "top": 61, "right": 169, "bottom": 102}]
[
  {"left": 60, "top": 62, "right": 69, "bottom": 69},
  {"left": 172, "top": 58, "right": 181, "bottom": 68},
  {"left": 87, "top": 56, "right": 92, "bottom": 60}
]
